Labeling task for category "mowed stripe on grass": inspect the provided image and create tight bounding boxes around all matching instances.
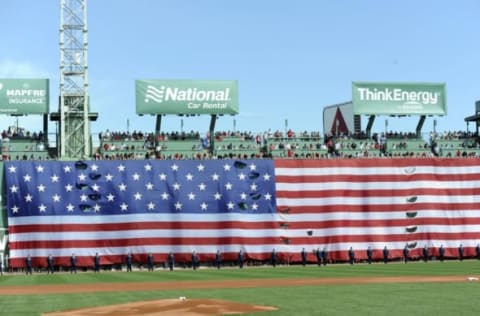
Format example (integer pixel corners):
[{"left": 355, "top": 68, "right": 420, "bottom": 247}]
[{"left": 0, "top": 275, "right": 478, "bottom": 295}]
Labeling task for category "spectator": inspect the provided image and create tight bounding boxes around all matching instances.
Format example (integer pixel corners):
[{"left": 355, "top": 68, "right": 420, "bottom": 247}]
[
  {"left": 366, "top": 246, "right": 373, "bottom": 264},
  {"left": 126, "top": 252, "right": 133, "bottom": 272},
  {"left": 70, "top": 253, "right": 77, "bottom": 274},
  {"left": 383, "top": 246, "right": 389, "bottom": 264},
  {"left": 301, "top": 248, "right": 307, "bottom": 267},
  {"left": 94, "top": 253, "right": 101, "bottom": 272},
  {"left": 168, "top": 252, "right": 174, "bottom": 271},
  {"left": 215, "top": 250, "right": 222, "bottom": 269},
  {"left": 422, "top": 245, "right": 429, "bottom": 262},
  {"left": 403, "top": 245, "right": 409, "bottom": 263},
  {"left": 147, "top": 252, "right": 154, "bottom": 271},
  {"left": 26, "top": 255, "right": 33, "bottom": 275},
  {"left": 47, "top": 254, "right": 55, "bottom": 274},
  {"left": 348, "top": 247, "right": 355, "bottom": 265}
]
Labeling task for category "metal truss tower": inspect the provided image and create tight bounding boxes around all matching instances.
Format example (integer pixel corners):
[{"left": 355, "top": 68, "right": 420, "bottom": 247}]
[{"left": 58, "top": 0, "right": 92, "bottom": 158}]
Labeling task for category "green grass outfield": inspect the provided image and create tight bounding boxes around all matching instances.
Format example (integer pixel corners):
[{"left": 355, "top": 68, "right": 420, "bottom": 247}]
[{"left": 0, "top": 260, "right": 479, "bottom": 316}]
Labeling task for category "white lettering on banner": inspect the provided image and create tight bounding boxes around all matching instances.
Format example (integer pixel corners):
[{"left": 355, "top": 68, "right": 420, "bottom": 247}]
[
  {"left": 145, "top": 85, "right": 231, "bottom": 104},
  {"left": 203, "top": 102, "right": 227, "bottom": 109},
  {"left": 357, "top": 87, "right": 439, "bottom": 105},
  {"left": 187, "top": 103, "right": 201, "bottom": 109},
  {"left": 6, "top": 89, "right": 46, "bottom": 98}
]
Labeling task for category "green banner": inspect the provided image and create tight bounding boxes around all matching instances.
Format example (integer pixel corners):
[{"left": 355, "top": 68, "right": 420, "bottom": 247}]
[
  {"left": 352, "top": 82, "right": 446, "bottom": 115},
  {"left": 0, "top": 79, "right": 49, "bottom": 114},
  {"left": 136, "top": 80, "right": 239, "bottom": 115}
]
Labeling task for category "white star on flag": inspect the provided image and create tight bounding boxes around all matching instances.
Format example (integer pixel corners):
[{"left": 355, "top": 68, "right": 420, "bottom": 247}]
[
  {"left": 107, "top": 193, "right": 115, "bottom": 202},
  {"left": 134, "top": 192, "right": 142, "bottom": 200},
  {"left": 36, "top": 165, "right": 44, "bottom": 173},
  {"left": 144, "top": 164, "right": 152, "bottom": 171},
  {"left": 37, "top": 184, "right": 45, "bottom": 192},
  {"left": 171, "top": 163, "right": 179, "bottom": 171},
  {"left": 186, "top": 173, "right": 194, "bottom": 181},
  {"left": 80, "top": 194, "right": 88, "bottom": 202},
  {"left": 93, "top": 204, "right": 101, "bottom": 212},
  {"left": 188, "top": 192, "right": 196, "bottom": 200},
  {"left": 63, "top": 165, "right": 71, "bottom": 173},
  {"left": 197, "top": 164, "right": 205, "bottom": 171},
  {"left": 265, "top": 192, "right": 272, "bottom": 200},
  {"left": 91, "top": 184, "right": 100, "bottom": 192},
  {"left": 147, "top": 202, "right": 155, "bottom": 210},
  {"left": 211, "top": 173, "right": 220, "bottom": 181},
  {"left": 249, "top": 163, "right": 257, "bottom": 171},
  {"left": 240, "top": 192, "right": 247, "bottom": 200},
  {"left": 200, "top": 202, "right": 208, "bottom": 211},
  {"left": 198, "top": 183, "right": 206, "bottom": 191},
  {"left": 263, "top": 173, "right": 271, "bottom": 181},
  {"left": 105, "top": 174, "right": 114, "bottom": 181},
  {"left": 250, "top": 183, "right": 258, "bottom": 191},
  {"left": 173, "top": 183, "right": 181, "bottom": 191},
  {"left": 23, "top": 174, "right": 32, "bottom": 182},
  {"left": 117, "top": 164, "right": 126, "bottom": 172},
  {"left": 65, "top": 184, "right": 73, "bottom": 192},
  {"left": 10, "top": 185, "right": 18, "bottom": 193},
  {"left": 91, "top": 164, "right": 99, "bottom": 171},
  {"left": 225, "top": 182, "right": 233, "bottom": 190},
  {"left": 25, "top": 194, "right": 33, "bottom": 203},
  {"left": 214, "top": 192, "right": 222, "bottom": 200},
  {"left": 38, "top": 204, "right": 47, "bottom": 213},
  {"left": 159, "top": 173, "right": 167, "bottom": 180},
  {"left": 66, "top": 204, "right": 75, "bottom": 212},
  {"left": 8, "top": 165, "right": 16, "bottom": 173},
  {"left": 227, "top": 202, "right": 235, "bottom": 210},
  {"left": 161, "top": 192, "right": 169, "bottom": 200},
  {"left": 78, "top": 173, "right": 87, "bottom": 181},
  {"left": 174, "top": 201, "right": 182, "bottom": 210},
  {"left": 119, "top": 183, "right": 127, "bottom": 191},
  {"left": 52, "top": 194, "right": 61, "bottom": 202},
  {"left": 146, "top": 182, "right": 154, "bottom": 190},
  {"left": 120, "top": 203, "right": 128, "bottom": 211},
  {"left": 132, "top": 173, "right": 140, "bottom": 181},
  {"left": 223, "top": 164, "right": 231, "bottom": 171},
  {"left": 11, "top": 205, "right": 19, "bottom": 213},
  {"left": 238, "top": 173, "right": 246, "bottom": 180}
]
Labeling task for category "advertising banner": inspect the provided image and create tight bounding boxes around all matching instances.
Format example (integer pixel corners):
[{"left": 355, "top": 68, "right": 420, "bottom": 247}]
[
  {"left": 0, "top": 79, "right": 49, "bottom": 114},
  {"left": 352, "top": 82, "right": 446, "bottom": 115},
  {"left": 136, "top": 80, "right": 239, "bottom": 115}
]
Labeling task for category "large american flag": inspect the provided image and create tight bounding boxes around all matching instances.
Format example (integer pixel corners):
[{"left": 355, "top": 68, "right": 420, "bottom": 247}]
[{"left": 5, "top": 158, "right": 480, "bottom": 268}]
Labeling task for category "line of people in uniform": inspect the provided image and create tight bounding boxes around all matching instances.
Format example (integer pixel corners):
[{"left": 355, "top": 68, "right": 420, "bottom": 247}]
[{"left": 16, "top": 244, "right": 480, "bottom": 275}]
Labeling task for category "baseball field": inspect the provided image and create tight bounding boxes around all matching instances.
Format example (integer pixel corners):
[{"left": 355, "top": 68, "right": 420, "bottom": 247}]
[{"left": 0, "top": 260, "right": 479, "bottom": 315}]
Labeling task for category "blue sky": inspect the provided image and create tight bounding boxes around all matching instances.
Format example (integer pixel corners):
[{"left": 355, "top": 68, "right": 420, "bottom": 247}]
[{"left": 1, "top": 0, "right": 479, "bottom": 139}]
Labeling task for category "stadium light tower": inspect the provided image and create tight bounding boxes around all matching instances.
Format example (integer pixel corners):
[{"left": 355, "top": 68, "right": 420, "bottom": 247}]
[{"left": 55, "top": 0, "right": 96, "bottom": 158}]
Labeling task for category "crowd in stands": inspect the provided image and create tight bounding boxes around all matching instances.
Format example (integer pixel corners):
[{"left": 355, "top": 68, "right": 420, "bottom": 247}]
[
  {"left": 100, "top": 129, "right": 200, "bottom": 142},
  {"left": 92, "top": 128, "right": 480, "bottom": 161},
  {"left": 1, "top": 126, "right": 45, "bottom": 142},
  {"left": 2, "top": 126, "right": 480, "bottom": 161},
  {"left": 1, "top": 126, "right": 49, "bottom": 160}
]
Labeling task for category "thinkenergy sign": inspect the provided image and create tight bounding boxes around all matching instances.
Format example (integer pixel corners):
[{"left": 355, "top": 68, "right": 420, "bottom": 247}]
[
  {"left": 136, "top": 80, "right": 239, "bottom": 115},
  {"left": 0, "top": 79, "right": 49, "bottom": 114},
  {"left": 352, "top": 82, "right": 446, "bottom": 115}
]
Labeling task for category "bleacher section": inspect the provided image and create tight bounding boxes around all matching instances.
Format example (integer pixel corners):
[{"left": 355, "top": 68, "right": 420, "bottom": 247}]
[
  {"left": 1, "top": 139, "right": 50, "bottom": 160},
  {"left": 2, "top": 130, "right": 473, "bottom": 161},
  {"left": 94, "top": 131, "right": 480, "bottom": 160}
]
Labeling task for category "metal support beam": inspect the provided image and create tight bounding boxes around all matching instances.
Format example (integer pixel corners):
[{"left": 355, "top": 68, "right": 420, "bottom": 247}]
[
  {"left": 366, "top": 115, "right": 376, "bottom": 139},
  {"left": 154, "top": 114, "right": 162, "bottom": 153},
  {"left": 57, "top": 0, "right": 94, "bottom": 159},
  {"left": 209, "top": 114, "right": 217, "bottom": 155},
  {"left": 416, "top": 115, "right": 426, "bottom": 139}
]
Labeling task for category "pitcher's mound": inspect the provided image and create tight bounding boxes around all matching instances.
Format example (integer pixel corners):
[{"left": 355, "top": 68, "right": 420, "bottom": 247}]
[{"left": 43, "top": 298, "right": 278, "bottom": 316}]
